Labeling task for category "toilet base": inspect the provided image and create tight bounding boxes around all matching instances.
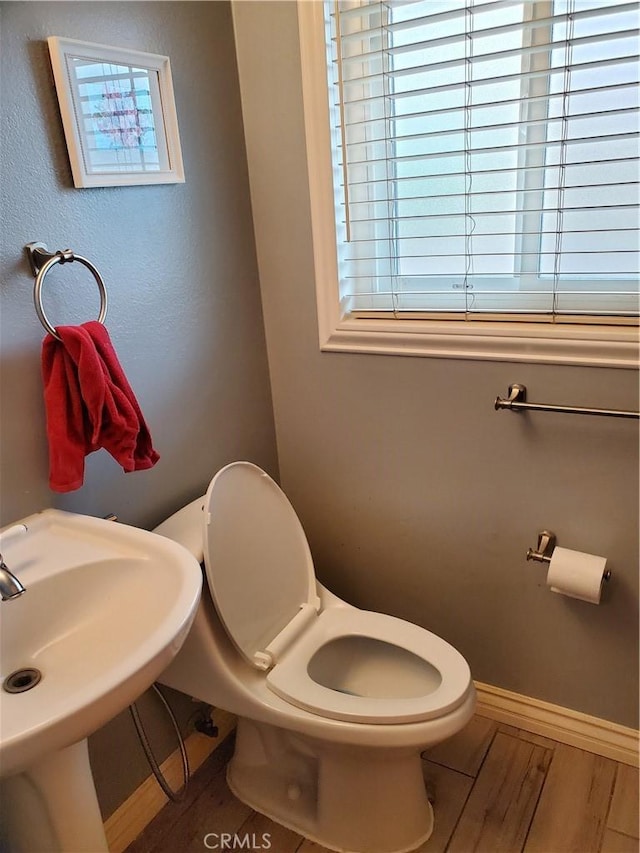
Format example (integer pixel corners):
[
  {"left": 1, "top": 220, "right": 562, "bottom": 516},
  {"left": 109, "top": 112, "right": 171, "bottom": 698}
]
[{"left": 227, "top": 718, "right": 434, "bottom": 853}]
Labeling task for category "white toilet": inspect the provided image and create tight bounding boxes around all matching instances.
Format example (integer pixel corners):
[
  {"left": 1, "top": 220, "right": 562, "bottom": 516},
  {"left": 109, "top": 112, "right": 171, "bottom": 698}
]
[{"left": 155, "top": 462, "right": 475, "bottom": 853}]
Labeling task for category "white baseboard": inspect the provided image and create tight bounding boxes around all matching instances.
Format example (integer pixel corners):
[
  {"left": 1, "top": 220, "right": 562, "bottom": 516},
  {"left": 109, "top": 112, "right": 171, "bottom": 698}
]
[
  {"left": 104, "top": 687, "right": 638, "bottom": 852},
  {"left": 474, "top": 681, "right": 639, "bottom": 767},
  {"left": 103, "top": 708, "right": 236, "bottom": 853}
]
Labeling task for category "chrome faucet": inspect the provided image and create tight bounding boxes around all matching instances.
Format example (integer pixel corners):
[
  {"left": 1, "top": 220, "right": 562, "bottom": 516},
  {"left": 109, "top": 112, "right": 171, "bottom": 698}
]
[
  {"left": 0, "top": 523, "right": 28, "bottom": 600},
  {"left": 0, "top": 555, "right": 25, "bottom": 600}
]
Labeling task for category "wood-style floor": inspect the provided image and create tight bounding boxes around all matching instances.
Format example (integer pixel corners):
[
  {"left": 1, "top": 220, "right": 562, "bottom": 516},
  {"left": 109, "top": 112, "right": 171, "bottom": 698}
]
[{"left": 126, "top": 714, "right": 639, "bottom": 853}]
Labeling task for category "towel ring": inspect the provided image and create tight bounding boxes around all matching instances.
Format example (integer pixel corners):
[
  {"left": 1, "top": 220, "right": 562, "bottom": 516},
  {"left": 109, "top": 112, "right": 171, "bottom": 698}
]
[{"left": 27, "top": 244, "right": 108, "bottom": 341}]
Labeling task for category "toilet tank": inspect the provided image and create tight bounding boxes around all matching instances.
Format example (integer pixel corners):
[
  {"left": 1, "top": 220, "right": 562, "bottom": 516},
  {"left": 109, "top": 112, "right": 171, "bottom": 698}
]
[{"left": 153, "top": 496, "right": 206, "bottom": 562}]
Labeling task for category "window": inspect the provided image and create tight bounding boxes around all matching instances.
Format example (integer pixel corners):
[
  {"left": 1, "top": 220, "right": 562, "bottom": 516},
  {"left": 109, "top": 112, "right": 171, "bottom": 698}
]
[{"left": 298, "top": 0, "right": 639, "bottom": 366}]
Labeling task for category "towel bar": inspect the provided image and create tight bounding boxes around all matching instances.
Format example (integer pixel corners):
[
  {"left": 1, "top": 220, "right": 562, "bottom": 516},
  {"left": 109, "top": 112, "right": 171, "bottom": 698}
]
[
  {"left": 25, "top": 242, "right": 108, "bottom": 340},
  {"left": 495, "top": 384, "right": 640, "bottom": 420}
]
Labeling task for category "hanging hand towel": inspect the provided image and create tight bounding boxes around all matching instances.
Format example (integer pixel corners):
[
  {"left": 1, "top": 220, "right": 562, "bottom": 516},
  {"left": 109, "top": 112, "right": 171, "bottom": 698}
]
[{"left": 42, "top": 321, "right": 160, "bottom": 492}]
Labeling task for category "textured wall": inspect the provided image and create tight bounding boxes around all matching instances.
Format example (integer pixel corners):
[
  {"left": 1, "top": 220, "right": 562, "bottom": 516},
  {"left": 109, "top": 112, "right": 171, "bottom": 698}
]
[
  {"left": 0, "top": 1, "right": 277, "bottom": 816},
  {"left": 233, "top": 1, "right": 639, "bottom": 729}
]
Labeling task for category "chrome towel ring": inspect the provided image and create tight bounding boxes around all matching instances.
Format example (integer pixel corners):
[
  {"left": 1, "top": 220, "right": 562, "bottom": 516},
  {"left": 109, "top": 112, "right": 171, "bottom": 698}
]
[{"left": 26, "top": 242, "right": 108, "bottom": 341}]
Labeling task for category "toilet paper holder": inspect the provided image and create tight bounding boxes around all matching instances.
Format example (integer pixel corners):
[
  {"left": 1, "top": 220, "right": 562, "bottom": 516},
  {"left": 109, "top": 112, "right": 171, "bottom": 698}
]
[
  {"left": 526, "top": 530, "right": 611, "bottom": 580},
  {"left": 526, "top": 530, "right": 556, "bottom": 564}
]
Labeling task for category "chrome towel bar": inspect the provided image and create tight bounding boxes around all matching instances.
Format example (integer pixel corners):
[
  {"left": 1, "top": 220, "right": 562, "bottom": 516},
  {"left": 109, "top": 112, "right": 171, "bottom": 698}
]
[
  {"left": 495, "top": 384, "right": 640, "bottom": 420},
  {"left": 26, "top": 242, "right": 108, "bottom": 340}
]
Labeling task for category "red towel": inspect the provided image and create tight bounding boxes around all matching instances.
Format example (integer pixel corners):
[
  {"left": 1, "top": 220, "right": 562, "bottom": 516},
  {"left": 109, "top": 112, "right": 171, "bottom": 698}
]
[{"left": 42, "top": 321, "right": 160, "bottom": 492}]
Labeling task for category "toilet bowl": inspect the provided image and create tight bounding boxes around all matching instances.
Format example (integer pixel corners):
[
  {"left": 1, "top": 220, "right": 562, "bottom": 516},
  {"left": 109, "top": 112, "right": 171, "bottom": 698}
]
[{"left": 155, "top": 462, "right": 475, "bottom": 853}]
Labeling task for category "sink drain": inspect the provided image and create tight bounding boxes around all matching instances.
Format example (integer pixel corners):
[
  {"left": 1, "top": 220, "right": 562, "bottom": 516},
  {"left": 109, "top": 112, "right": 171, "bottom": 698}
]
[{"left": 2, "top": 668, "right": 42, "bottom": 694}]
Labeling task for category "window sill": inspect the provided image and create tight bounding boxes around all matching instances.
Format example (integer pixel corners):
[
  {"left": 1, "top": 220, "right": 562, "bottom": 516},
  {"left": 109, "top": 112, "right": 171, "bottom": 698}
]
[{"left": 320, "top": 315, "right": 639, "bottom": 369}]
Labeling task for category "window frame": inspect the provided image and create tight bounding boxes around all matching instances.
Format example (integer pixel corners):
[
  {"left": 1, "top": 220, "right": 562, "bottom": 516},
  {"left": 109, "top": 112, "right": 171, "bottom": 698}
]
[{"left": 298, "top": 0, "right": 639, "bottom": 368}]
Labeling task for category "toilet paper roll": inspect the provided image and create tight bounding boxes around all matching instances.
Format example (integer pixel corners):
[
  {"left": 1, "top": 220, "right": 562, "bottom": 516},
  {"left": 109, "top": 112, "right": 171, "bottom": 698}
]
[{"left": 547, "top": 546, "right": 608, "bottom": 604}]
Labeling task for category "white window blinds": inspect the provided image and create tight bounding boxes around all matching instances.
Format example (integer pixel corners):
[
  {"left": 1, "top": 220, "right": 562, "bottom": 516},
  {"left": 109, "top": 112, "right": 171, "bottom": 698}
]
[{"left": 327, "top": 0, "right": 640, "bottom": 321}]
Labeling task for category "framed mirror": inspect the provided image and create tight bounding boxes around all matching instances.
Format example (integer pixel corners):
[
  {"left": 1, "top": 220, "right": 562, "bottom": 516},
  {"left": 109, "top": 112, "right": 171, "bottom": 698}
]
[{"left": 47, "top": 37, "right": 184, "bottom": 188}]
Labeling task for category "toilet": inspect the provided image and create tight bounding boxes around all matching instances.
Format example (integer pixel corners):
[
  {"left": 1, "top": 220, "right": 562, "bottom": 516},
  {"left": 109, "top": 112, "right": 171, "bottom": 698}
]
[{"left": 155, "top": 462, "right": 475, "bottom": 853}]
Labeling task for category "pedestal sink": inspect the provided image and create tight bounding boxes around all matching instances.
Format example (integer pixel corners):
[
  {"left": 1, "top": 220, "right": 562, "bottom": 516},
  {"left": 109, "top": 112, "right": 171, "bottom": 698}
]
[{"left": 0, "top": 509, "right": 202, "bottom": 852}]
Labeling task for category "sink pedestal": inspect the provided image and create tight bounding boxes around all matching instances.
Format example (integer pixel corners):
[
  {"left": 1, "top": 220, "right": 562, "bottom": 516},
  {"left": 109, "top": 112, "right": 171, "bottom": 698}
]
[{"left": 0, "top": 739, "right": 108, "bottom": 852}]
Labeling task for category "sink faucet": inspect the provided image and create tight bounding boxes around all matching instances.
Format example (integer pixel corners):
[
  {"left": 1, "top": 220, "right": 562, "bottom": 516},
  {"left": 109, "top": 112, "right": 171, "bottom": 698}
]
[
  {"left": 0, "top": 555, "right": 25, "bottom": 600},
  {"left": 0, "top": 523, "right": 28, "bottom": 600}
]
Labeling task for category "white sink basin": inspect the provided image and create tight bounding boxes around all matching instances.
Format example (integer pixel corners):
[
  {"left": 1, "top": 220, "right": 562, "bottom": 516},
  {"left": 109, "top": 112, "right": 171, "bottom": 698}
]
[{"left": 0, "top": 509, "right": 202, "bottom": 780}]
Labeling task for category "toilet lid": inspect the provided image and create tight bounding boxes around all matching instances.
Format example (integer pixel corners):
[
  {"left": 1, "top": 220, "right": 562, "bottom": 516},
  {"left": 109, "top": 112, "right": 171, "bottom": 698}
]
[{"left": 203, "top": 462, "right": 318, "bottom": 669}]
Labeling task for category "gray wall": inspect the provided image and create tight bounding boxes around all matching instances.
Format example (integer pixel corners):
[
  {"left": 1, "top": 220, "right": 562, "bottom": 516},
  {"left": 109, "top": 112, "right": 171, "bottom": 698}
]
[
  {"left": 233, "top": 1, "right": 639, "bottom": 729},
  {"left": 0, "top": 1, "right": 277, "bottom": 816}
]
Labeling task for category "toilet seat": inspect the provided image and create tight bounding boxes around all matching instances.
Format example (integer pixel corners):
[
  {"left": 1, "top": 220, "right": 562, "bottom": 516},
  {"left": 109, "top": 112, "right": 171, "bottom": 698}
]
[
  {"left": 266, "top": 607, "right": 472, "bottom": 724},
  {"left": 203, "top": 462, "right": 471, "bottom": 725}
]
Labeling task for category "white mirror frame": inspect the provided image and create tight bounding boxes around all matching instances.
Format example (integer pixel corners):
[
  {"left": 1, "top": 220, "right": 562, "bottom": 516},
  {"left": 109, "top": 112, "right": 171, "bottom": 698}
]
[{"left": 47, "top": 36, "right": 184, "bottom": 188}]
